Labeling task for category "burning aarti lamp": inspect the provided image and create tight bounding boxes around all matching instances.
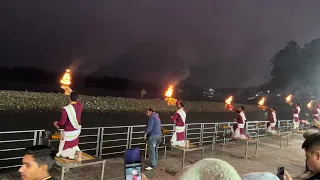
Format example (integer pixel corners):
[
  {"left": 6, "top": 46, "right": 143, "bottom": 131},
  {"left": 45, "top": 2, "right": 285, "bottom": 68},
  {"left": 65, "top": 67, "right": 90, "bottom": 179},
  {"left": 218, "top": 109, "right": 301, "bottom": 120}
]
[
  {"left": 307, "top": 100, "right": 313, "bottom": 110},
  {"left": 225, "top": 96, "right": 233, "bottom": 111},
  {"left": 258, "top": 97, "right": 267, "bottom": 110},
  {"left": 165, "top": 85, "right": 177, "bottom": 106},
  {"left": 285, "top": 94, "right": 293, "bottom": 105},
  {"left": 60, "top": 69, "right": 73, "bottom": 95},
  {"left": 167, "top": 97, "right": 177, "bottom": 106}
]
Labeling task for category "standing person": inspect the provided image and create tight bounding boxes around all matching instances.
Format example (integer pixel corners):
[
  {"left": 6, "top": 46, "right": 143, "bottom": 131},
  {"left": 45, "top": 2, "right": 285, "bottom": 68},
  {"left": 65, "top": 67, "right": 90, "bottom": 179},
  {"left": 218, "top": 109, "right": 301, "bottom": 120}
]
[
  {"left": 232, "top": 106, "right": 248, "bottom": 139},
  {"left": 266, "top": 107, "right": 277, "bottom": 134},
  {"left": 19, "top": 145, "right": 57, "bottom": 180},
  {"left": 54, "top": 91, "right": 82, "bottom": 161},
  {"left": 292, "top": 103, "right": 301, "bottom": 130},
  {"left": 144, "top": 108, "right": 162, "bottom": 171},
  {"left": 170, "top": 100, "right": 187, "bottom": 146},
  {"left": 308, "top": 105, "right": 320, "bottom": 122}
]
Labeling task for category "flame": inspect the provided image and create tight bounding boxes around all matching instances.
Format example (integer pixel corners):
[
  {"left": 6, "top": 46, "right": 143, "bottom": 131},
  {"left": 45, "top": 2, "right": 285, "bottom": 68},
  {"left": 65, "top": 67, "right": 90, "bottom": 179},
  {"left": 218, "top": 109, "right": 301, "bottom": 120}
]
[
  {"left": 258, "top": 97, "right": 267, "bottom": 110},
  {"left": 225, "top": 96, "right": 233, "bottom": 105},
  {"left": 167, "top": 97, "right": 177, "bottom": 106},
  {"left": 258, "top": 97, "right": 265, "bottom": 106},
  {"left": 285, "top": 94, "right": 292, "bottom": 103},
  {"left": 60, "top": 69, "right": 73, "bottom": 95},
  {"left": 165, "top": 85, "right": 173, "bottom": 98},
  {"left": 307, "top": 100, "right": 313, "bottom": 109}
]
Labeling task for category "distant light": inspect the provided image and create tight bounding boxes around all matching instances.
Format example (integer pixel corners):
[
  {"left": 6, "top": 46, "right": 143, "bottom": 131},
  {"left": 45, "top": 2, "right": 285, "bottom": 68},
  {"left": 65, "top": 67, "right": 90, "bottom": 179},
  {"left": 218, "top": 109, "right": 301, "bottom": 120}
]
[
  {"left": 255, "top": 94, "right": 258, "bottom": 97},
  {"left": 267, "top": 90, "right": 270, "bottom": 93}
]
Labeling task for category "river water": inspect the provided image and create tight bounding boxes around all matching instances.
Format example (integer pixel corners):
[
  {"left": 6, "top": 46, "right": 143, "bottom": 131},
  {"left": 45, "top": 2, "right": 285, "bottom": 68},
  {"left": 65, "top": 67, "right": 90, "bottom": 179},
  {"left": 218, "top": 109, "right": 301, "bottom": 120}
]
[{"left": 0, "top": 109, "right": 296, "bottom": 131}]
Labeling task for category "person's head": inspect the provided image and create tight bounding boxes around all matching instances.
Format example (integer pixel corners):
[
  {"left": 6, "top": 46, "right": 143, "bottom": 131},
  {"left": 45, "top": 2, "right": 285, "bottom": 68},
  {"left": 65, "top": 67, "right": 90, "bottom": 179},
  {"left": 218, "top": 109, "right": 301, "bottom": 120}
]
[
  {"left": 177, "top": 100, "right": 185, "bottom": 109},
  {"left": 296, "top": 103, "right": 301, "bottom": 107},
  {"left": 271, "top": 107, "right": 276, "bottom": 112},
  {"left": 19, "top": 145, "right": 55, "bottom": 180},
  {"left": 70, "top": 91, "right": 79, "bottom": 102},
  {"left": 176, "top": 158, "right": 242, "bottom": 180},
  {"left": 302, "top": 133, "right": 320, "bottom": 173},
  {"left": 146, "top": 108, "right": 153, "bottom": 117},
  {"left": 240, "top": 106, "right": 245, "bottom": 111}
]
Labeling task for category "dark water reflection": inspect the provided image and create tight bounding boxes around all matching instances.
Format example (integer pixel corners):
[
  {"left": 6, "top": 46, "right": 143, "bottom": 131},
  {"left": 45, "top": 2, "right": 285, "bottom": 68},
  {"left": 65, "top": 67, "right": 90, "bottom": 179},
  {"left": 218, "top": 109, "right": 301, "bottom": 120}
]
[{"left": 0, "top": 110, "right": 294, "bottom": 131}]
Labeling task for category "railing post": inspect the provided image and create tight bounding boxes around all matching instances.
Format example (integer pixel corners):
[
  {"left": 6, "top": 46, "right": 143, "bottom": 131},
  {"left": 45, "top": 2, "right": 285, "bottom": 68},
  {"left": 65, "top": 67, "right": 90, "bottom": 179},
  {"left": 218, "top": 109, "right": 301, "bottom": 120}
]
[
  {"left": 96, "top": 128, "right": 101, "bottom": 157},
  {"left": 99, "top": 128, "right": 104, "bottom": 158},
  {"left": 37, "top": 130, "right": 44, "bottom": 145},
  {"left": 33, "top": 130, "right": 38, "bottom": 146},
  {"left": 245, "top": 122, "right": 249, "bottom": 135},
  {"left": 127, "top": 126, "right": 132, "bottom": 149},
  {"left": 185, "top": 124, "right": 188, "bottom": 141},
  {"left": 200, "top": 124, "right": 204, "bottom": 146},
  {"left": 128, "top": 126, "right": 133, "bottom": 149}
]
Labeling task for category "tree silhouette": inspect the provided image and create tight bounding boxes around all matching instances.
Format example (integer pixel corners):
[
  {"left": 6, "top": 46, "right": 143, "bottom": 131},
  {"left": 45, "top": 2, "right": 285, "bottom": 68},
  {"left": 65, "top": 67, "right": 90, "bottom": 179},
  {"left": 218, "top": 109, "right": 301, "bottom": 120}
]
[{"left": 269, "top": 38, "right": 320, "bottom": 96}]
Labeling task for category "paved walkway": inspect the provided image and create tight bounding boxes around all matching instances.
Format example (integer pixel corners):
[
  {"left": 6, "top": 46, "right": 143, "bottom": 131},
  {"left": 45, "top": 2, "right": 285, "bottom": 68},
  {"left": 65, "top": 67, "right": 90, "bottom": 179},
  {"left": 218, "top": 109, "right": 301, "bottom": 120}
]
[{"left": 2, "top": 135, "right": 312, "bottom": 180}]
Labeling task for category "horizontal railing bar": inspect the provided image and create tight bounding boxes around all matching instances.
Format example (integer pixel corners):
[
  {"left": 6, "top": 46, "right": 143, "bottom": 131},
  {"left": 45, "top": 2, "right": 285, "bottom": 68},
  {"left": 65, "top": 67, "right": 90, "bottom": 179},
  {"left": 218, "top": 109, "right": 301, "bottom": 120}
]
[
  {"left": 78, "top": 141, "right": 97, "bottom": 145},
  {"left": 202, "top": 132, "right": 215, "bottom": 134},
  {"left": 79, "top": 134, "right": 98, "bottom": 138},
  {"left": 102, "top": 145, "right": 127, "bottom": 149},
  {"left": 0, "top": 139, "right": 34, "bottom": 143},
  {"left": 82, "top": 148, "right": 97, "bottom": 152},
  {"left": 132, "top": 131, "right": 145, "bottom": 134},
  {"left": 103, "top": 133, "right": 128, "bottom": 136},
  {"left": 103, "top": 139, "right": 128, "bottom": 142},
  {"left": 0, "top": 130, "right": 45, "bottom": 134},
  {"left": 187, "top": 128, "right": 202, "bottom": 130},
  {"left": 0, "top": 157, "right": 23, "bottom": 161},
  {"left": 0, "top": 147, "right": 26, "bottom": 152},
  {"left": 0, "top": 164, "right": 21, "bottom": 169},
  {"left": 187, "top": 133, "right": 201, "bottom": 135}
]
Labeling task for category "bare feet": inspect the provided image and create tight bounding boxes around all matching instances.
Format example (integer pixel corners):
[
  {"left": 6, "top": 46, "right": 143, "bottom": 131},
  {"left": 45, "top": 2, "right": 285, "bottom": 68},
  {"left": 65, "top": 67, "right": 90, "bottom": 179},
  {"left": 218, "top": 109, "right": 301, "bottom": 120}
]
[{"left": 76, "top": 151, "right": 82, "bottom": 162}]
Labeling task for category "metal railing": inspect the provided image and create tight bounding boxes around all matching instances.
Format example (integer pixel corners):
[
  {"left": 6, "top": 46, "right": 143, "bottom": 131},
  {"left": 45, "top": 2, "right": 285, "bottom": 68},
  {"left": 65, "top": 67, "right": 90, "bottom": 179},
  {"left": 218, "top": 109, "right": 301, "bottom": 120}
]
[{"left": 0, "top": 119, "right": 307, "bottom": 170}]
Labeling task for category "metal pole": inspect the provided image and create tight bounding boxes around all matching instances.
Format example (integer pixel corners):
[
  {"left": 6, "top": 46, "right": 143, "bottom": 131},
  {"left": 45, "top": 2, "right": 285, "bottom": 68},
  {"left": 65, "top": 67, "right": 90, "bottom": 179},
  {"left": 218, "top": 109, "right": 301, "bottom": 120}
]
[
  {"left": 99, "top": 128, "right": 104, "bottom": 158},
  {"left": 101, "top": 162, "right": 106, "bottom": 180},
  {"left": 33, "top": 131, "right": 37, "bottom": 146},
  {"left": 96, "top": 128, "right": 101, "bottom": 157},
  {"left": 200, "top": 124, "right": 204, "bottom": 146},
  {"left": 128, "top": 126, "right": 133, "bottom": 149}
]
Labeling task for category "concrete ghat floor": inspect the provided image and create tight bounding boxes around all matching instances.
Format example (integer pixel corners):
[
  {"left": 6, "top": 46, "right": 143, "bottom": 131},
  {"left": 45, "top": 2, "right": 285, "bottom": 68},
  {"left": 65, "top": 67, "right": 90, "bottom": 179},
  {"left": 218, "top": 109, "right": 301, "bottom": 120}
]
[{"left": 2, "top": 135, "right": 312, "bottom": 180}]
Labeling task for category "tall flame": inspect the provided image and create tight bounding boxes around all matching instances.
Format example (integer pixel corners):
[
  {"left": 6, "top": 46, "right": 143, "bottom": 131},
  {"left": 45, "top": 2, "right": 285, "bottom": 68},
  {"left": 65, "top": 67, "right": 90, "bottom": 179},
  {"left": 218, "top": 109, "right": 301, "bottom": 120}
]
[
  {"left": 60, "top": 69, "right": 73, "bottom": 95},
  {"left": 285, "top": 94, "right": 292, "bottom": 103},
  {"left": 165, "top": 85, "right": 173, "bottom": 98},
  {"left": 307, "top": 100, "right": 313, "bottom": 109},
  {"left": 225, "top": 96, "right": 233, "bottom": 105},
  {"left": 258, "top": 97, "right": 265, "bottom": 106}
]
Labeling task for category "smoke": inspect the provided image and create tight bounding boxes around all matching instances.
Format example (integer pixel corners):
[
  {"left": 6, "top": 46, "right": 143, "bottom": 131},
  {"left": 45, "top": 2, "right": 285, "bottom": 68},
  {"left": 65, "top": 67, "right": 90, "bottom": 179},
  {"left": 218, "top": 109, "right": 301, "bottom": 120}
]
[
  {"left": 69, "top": 59, "right": 83, "bottom": 74},
  {"left": 171, "top": 45, "right": 197, "bottom": 86}
]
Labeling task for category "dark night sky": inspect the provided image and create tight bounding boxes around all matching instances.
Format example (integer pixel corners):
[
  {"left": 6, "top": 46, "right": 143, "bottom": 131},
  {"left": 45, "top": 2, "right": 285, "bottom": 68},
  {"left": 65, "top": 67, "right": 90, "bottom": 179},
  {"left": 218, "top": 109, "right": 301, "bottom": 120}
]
[{"left": 1, "top": 0, "right": 320, "bottom": 88}]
